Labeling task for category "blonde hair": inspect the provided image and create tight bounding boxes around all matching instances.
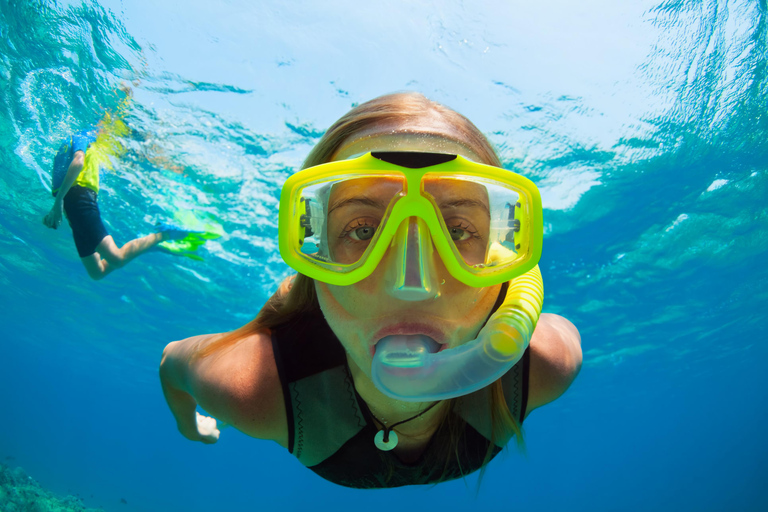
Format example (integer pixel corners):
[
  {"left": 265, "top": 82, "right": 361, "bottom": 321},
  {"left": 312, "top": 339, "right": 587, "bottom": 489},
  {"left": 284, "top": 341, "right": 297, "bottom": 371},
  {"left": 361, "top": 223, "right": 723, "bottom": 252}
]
[
  {"left": 199, "top": 92, "right": 524, "bottom": 484},
  {"left": 303, "top": 92, "right": 502, "bottom": 168}
]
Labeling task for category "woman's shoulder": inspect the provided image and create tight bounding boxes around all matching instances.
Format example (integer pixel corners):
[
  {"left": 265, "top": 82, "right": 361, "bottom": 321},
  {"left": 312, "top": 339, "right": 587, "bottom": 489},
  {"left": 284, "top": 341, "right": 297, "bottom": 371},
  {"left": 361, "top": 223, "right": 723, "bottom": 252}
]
[
  {"left": 526, "top": 313, "right": 582, "bottom": 413},
  {"left": 165, "top": 329, "right": 276, "bottom": 374},
  {"left": 198, "top": 328, "right": 283, "bottom": 406},
  {"left": 174, "top": 329, "right": 288, "bottom": 445}
]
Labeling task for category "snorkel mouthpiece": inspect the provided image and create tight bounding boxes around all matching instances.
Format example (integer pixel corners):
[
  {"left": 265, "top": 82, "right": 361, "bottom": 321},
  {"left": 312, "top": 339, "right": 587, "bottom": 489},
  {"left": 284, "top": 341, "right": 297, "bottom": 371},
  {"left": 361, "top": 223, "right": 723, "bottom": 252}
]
[
  {"left": 375, "top": 335, "right": 441, "bottom": 368},
  {"left": 372, "top": 265, "right": 544, "bottom": 401}
]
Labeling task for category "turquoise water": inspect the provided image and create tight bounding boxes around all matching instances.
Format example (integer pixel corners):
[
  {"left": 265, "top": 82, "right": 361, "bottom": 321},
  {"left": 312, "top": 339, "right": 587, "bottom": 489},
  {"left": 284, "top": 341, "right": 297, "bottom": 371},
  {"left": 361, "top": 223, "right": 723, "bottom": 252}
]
[{"left": 1, "top": 0, "right": 766, "bottom": 510}]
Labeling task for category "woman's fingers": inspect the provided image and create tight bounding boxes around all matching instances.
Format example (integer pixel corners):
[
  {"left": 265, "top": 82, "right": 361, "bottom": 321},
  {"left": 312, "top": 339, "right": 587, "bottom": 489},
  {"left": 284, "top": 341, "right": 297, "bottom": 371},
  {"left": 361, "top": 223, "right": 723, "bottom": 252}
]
[{"left": 196, "top": 412, "right": 221, "bottom": 444}]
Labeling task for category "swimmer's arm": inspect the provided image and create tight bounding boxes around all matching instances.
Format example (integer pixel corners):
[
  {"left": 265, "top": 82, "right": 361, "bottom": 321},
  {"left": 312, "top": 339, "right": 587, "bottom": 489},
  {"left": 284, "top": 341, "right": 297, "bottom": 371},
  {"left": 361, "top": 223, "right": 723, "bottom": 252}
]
[
  {"left": 159, "top": 332, "right": 287, "bottom": 446},
  {"left": 54, "top": 150, "right": 85, "bottom": 204},
  {"left": 526, "top": 313, "right": 582, "bottom": 414},
  {"left": 44, "top": 150, "right": 84, "bottom": 229},
  {"left": 159, "top": 336, "right": 212, "bottom": 442}
]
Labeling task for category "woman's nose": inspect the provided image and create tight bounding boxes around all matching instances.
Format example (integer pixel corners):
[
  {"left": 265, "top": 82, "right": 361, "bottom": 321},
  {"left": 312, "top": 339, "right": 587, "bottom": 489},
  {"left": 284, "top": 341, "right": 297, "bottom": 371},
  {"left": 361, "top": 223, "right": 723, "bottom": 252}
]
[{"left": 383, "top": 217, "right": 441, "bottom": 301}]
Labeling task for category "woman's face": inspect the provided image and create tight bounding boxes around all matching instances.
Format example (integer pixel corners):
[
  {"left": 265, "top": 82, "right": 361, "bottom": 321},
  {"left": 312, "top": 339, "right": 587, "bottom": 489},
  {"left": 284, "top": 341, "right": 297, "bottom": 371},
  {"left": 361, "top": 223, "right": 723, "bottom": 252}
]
[{"left": 314, "top": 127, "right": 502, "bottom": 381}]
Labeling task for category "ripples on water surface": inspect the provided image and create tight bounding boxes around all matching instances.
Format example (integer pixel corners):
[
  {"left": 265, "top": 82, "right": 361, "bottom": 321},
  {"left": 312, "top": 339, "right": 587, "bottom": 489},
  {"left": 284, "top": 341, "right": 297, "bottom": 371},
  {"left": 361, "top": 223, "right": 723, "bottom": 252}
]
[{"left": 0, "top": 1, "right": 766, "bottom": 511}]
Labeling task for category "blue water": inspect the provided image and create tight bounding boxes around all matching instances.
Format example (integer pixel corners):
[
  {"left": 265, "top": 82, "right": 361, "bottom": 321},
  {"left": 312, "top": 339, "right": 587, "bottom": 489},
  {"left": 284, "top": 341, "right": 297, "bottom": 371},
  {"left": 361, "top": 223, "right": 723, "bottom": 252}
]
[{"left": 1, "top": 0, "right": 767, "bottom": 510}]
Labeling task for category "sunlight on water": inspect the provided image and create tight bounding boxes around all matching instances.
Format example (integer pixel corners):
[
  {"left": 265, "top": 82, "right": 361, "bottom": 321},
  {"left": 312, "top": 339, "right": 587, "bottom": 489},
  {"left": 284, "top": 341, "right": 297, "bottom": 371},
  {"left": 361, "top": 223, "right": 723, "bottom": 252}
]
[{"left": 0, "top": 0, "right": 766, "bottom": 510}]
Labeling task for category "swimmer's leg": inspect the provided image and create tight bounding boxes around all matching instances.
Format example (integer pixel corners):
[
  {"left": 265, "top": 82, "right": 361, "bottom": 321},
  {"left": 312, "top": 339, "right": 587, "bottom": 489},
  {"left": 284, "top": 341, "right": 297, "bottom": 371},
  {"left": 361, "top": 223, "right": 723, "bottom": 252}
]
[{"left": 81, "top": 233, "right": 164, "bottom": 280}]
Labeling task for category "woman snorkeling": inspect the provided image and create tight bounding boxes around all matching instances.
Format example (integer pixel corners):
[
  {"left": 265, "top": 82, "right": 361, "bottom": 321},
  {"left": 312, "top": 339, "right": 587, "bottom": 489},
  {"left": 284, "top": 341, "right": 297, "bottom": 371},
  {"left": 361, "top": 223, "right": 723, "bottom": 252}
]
[{"left": 160, "top": 92, "right": 582, "bottom": 488}]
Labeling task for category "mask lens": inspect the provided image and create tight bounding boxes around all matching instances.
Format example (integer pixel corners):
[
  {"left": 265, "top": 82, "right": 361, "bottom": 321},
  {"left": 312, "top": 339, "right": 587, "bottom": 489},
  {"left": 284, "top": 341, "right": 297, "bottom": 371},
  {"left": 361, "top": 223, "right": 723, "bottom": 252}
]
[
  {"left": 423, "top": 174, "right": 529, "bottom": 273},
  {"left": 297, "top": 175, "right": 405, "bottom": 267}
]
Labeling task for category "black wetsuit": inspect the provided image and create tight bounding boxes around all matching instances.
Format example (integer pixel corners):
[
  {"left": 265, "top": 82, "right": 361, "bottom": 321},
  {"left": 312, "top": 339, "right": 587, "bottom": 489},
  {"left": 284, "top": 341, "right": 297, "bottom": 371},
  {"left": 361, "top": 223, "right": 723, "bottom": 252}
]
[{"left": 270, "top": 300, "right": 530, "bottom": 489}]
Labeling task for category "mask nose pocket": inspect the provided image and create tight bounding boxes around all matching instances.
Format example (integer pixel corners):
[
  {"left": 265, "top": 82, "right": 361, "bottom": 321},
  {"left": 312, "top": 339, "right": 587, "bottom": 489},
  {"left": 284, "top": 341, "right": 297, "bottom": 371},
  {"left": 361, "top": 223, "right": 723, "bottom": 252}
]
[{"left": 385, "top": 217, "right": 440, "bottom": 301}]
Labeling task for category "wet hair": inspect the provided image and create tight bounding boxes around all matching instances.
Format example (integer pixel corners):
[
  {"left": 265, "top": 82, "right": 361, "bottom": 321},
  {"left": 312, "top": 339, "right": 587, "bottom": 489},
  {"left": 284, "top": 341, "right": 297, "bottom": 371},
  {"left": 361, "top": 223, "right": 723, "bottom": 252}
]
[
  {"left": 198, "top": 92, "right": 524, "bottom": 486},
  {"left": 302, "top": 92, "right": 503, "bottom": 168}
]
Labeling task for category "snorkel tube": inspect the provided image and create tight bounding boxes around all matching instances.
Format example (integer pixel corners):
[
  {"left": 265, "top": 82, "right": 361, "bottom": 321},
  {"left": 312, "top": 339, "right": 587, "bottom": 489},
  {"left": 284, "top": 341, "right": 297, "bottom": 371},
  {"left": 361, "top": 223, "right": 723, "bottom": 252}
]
[{"left": 372, "top": 265, "right": 544, "bottom": 402}]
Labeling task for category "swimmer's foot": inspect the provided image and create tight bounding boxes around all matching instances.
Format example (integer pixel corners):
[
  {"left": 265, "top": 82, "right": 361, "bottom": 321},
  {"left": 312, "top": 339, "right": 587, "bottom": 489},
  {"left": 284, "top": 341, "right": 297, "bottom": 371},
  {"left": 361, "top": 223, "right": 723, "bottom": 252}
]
[
  {"left": 153, "top": 220, "right": 221, "bottom": 261},
  {"left": 154, "top": 241, "right": 205, "bottom": 261},
  {"left": 156, "top": 221, "right": 204, "bottom": 241}
]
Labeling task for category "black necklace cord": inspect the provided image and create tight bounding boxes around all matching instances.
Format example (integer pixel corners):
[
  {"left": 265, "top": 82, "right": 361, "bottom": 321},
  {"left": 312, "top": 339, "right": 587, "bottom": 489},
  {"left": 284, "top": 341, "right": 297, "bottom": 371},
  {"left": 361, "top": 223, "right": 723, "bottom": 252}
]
[{"left": 380, "top": 401, "right": 440, "bottom": 442}]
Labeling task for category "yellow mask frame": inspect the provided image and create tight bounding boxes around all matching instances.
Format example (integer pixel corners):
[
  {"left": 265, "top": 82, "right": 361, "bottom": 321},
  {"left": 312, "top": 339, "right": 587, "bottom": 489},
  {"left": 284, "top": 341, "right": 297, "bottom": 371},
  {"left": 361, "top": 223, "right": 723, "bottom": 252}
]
[{"left": 278, "top": 151, "right": 543, "bottom": 287}]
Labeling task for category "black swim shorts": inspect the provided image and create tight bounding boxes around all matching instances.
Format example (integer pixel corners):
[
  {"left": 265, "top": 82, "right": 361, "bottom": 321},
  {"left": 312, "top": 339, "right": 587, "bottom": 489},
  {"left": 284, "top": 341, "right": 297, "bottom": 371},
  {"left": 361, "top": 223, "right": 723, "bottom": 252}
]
[{"left": 63, "top": 185, "right": 109, "bottom": 257}]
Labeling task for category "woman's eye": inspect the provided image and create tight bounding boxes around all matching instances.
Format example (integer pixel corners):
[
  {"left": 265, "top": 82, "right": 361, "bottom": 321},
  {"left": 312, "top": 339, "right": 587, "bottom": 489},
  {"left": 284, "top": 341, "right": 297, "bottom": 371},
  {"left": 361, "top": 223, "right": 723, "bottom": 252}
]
[
  {"left": 340, "top": 217, "right": 379, "bottom": 241},
  {"left": 349, "top": 226, "right": 376, "bottom": 241},
  {"left": 448, "top": 226, "right": 471, "bottom": 242}
]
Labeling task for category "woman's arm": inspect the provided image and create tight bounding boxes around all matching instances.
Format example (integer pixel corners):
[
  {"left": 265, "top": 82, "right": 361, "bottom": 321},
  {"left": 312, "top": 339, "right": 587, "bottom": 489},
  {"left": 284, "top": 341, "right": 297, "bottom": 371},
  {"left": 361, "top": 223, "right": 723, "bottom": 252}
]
[
  {"left": 526, "top": 313, "right": 582, "bottom": 413},
  {"left": 159, "top": 331, "right": 288, "bottom": 446},
  {"left": 159, "top": 335, "right": 217, "bottom": 442},
  {"left": 43, "top": 151, "right": 84, "bottom": 229}
]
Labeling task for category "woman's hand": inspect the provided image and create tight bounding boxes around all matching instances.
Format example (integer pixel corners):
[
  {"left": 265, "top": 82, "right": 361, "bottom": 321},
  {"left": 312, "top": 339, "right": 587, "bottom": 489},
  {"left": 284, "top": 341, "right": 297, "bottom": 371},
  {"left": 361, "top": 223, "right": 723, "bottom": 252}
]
[{"left": 194, "top": 412, "right": 221, "bottom": 444}]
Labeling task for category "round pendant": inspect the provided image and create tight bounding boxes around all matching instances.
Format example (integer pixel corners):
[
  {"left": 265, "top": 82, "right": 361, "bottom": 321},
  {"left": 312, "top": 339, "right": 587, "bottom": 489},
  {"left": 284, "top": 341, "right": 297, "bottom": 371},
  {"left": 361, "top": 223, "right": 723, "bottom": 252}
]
[{"left": 374, "top": 429, "right": 398, "bottom": 451}]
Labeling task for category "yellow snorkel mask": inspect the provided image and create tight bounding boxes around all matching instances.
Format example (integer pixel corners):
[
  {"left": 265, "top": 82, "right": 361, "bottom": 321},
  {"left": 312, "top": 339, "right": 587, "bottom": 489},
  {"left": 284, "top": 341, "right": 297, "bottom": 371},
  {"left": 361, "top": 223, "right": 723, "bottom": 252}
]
[{"left": 278, "top": 152, "right": 545, "bottom": 401}]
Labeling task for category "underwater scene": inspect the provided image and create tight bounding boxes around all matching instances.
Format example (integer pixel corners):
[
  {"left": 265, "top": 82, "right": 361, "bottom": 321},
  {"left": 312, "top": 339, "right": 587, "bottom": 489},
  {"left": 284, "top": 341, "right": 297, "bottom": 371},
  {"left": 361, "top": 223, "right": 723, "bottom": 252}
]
[{"left": 1, "top": 0, "right": 766, "bottom": 510}]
